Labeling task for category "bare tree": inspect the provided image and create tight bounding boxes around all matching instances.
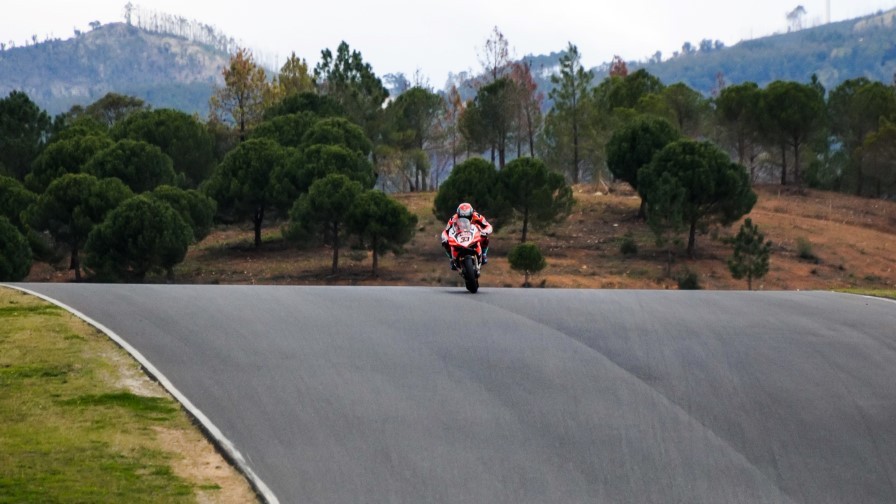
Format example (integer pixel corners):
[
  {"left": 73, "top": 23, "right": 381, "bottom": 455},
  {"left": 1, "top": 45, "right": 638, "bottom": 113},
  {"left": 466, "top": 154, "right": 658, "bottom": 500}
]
[
  {"left": 439, "top": 84, "right": 465, "bottom": 169},
  {"left": 509, "top": 60, "right": 544, "bottom": 157},
  {"left": 787, "top": 5, "right": 807, "bottom": 32},
  {"left": 127, "top": 4, "right": 240, "bottom": 54},
  {"left": 478, "top": 26, "right": 513, "bottom": 84},
  {"left": 124, "top": 2, "right": 134, "bottom": 25}
]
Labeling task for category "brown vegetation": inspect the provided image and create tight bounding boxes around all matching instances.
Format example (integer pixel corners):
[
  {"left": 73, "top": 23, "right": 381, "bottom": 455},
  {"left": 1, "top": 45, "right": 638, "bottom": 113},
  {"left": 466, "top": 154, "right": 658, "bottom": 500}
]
[{"left": 27, "top": 185, "right": 896, "bottom": 291}]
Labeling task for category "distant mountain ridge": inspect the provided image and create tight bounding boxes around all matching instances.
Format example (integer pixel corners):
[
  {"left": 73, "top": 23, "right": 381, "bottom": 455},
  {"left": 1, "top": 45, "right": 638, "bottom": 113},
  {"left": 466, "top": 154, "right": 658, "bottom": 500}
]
[
  {"left": 636, "top": 7, "right": 896, "bottom": 95},
  {"left": 0, "top": 22, "right": 229, "bottom": 115},
  {"left": 520, "top": 7, "right": 896, "bottom": 103},
  {"left": 2, "top": 8, "right": 895, "bottom": 116}
]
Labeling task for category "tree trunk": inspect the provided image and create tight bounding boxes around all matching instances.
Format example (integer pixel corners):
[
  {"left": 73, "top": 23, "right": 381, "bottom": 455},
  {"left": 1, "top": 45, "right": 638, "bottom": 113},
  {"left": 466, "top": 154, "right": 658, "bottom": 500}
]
[
  {"left": 855, "top": 159, "right": 865, "bottom": 196},
  {"left": 638, "top": 199, "right": 648, "bottom": 220},
  {"left": 331, "top": 221, "right": 340, "bottom": 274},
  {"left": 792, "top": 137, "right": 802, "bottom": 188},
  {"left": 238, "top": 104, "right": 247, "bottom": 142},
  {"left": 665, "top": 248, "right": 673, "bottom": 278},
  {"left": 253, "top": 205, "right": 264, "bottom": 248},
  {"left": 521, "top": 207, "right": 529, "bottom": 243},
  {"left": 749, "top": 151, "right": 758, "bottom": 183},
  {"left": 687, "top": 220, "right": 697, "bottom": 258},
  {"left": 780, "top": 143, "right": 788, "bottom": 186},
  {"left": 526, "top": 107, "right": 536, "bottom": 157},
  {"left": 372, "top": 237, "right": 379, "bottom": 277},
  {"left": 572, "top": 116, "right": 580, "bottom": 184},
  {"left": 70, "top": 243, "right": 81, "bottom": 282}
]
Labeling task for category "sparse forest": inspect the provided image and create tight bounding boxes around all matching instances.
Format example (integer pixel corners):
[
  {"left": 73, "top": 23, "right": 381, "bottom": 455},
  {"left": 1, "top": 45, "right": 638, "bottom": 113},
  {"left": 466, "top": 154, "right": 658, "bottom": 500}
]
[
  {"left": 122, "top": 2, "right": 238, "bottom": 54},
  {"left": 1, "top": 10, "right": 895, "bottom": 288}
]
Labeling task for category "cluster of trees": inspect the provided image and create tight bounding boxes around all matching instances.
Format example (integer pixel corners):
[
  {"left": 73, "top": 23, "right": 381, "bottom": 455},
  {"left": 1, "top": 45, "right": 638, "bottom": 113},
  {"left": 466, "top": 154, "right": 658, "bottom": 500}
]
[
  {"left": 539, "top": 50, "right": 896, "bottom": 200},
  {"left": 0, "top": 25, "right": 570, "bottom": 283},
  {"left": 3, "top": 28, "right": 893, "bottom": 286},
  {"left": 0, "top": 91, "right": 220, "bottom": 282},
  {"left": 711, "top": 77, "right": 896, "bottom": 197},
  {"left": 434, "top": 156, "right": 574, "bottom": 244},
  {"left": 0, "top": 41, "right": 424, "bottom": 282},
  {"left": 432, "top": 155, "right": 571, "bottom": 288},
  {"left": 123, "top": 2, "right": 242, "bottom": 55}
]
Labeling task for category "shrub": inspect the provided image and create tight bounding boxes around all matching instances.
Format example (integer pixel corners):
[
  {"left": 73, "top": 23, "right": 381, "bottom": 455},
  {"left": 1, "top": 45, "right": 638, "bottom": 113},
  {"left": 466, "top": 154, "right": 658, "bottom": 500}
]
[
  {"left": 0, "top": 217, "right": 32, "bottom": 281},
  {"left": 677, "top": 270, "right": 701, "bottom": 290},
  {"left": 508, "top": 242, "right": 547, "bottom": 287},
  {"left": 796, "top": 237, "right": 819, "bottom": 263},
  {"left": 620, "top": 234, "right": 638, "bottom": 256}
]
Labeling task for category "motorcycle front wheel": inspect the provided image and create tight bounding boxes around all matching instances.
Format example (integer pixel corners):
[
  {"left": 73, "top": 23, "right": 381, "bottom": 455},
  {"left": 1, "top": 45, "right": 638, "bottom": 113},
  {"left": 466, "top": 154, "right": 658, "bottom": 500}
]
[{"left": 462, "top": 256, "right": 479, "bottom": 293}]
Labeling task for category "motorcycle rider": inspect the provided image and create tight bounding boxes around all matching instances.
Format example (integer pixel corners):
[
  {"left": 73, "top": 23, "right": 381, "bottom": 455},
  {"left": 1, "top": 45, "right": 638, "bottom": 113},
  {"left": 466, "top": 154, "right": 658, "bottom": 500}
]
[{"left": 441, "top": 202, "right": 493, "bottom": 270}]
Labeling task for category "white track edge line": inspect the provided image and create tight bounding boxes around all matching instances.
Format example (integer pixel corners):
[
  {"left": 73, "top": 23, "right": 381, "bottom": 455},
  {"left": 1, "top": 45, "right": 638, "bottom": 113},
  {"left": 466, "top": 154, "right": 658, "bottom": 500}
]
[
  {"left": 2, "top": 284, "right": 280, "bottom": 504},
  {"left": 860, "top": 294, "right": 896, "bottom": 304}
]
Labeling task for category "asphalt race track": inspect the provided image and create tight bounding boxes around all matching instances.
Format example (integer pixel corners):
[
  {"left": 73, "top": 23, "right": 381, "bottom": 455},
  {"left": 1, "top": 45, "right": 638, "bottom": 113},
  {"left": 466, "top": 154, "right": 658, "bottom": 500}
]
[{"left": 8, "top": 283, "right": 896, "bottom": 504}]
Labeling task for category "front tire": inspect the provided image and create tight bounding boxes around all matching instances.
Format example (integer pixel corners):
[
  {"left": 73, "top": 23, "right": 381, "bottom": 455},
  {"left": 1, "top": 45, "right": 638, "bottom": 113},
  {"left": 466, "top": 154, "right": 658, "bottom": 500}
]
[{"left": 462, "top": 256, "right": 479, "bottom": 293}]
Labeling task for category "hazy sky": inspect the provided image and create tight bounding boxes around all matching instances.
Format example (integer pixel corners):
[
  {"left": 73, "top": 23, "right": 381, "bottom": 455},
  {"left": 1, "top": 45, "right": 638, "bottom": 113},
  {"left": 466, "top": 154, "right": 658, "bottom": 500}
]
[{"left": 2, "top": 0, "right": 894, "bottom": 87}]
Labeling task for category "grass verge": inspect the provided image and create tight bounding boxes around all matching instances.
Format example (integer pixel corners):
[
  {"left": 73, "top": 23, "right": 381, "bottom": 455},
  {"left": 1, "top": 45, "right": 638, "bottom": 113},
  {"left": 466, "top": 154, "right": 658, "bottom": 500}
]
[
  {"left": 0, "top": 286, "right": 257, "bottom": 503},
  {"left": 837, "top": 289, "right": 896, "bottom": 300}
]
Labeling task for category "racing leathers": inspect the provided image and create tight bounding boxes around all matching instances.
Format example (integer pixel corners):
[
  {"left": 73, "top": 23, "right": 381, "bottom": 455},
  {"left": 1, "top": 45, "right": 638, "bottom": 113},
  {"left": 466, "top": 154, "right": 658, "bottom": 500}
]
[{"left": 441, "top": 211, "right": 493, "bottom": 266}]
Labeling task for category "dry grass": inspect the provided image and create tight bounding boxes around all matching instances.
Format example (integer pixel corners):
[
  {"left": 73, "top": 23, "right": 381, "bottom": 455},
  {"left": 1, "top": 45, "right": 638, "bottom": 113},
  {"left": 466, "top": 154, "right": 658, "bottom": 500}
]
[{"left": 27, "top": 184, "right": 896, "bottom": 291}]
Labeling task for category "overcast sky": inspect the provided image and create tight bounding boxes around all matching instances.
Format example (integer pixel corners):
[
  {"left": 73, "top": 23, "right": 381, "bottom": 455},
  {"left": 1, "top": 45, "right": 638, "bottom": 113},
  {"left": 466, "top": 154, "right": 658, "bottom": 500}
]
[{"left": 3, "top": 1, "right": 894, "bottom": 87}]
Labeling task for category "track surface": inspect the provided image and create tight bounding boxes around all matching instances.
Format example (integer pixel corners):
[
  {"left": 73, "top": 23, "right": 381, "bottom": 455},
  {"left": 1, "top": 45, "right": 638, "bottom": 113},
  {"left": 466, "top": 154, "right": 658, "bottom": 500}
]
[{"left": 10, "top": 284, "right": 896, "bottom": 503}]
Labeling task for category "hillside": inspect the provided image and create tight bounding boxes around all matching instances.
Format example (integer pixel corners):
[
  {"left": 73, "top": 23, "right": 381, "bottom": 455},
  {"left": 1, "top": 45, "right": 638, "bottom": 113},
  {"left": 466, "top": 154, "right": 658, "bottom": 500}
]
[
  {"left": 26, "top": 185, "right": 896, "bottom": 291},
  {"left": 4, "top": 8, "right": 896, "bottom": 116},
  {"left": 0, "top": 23, "right": 228, "bottom": 115},
  {"left": 522, "top": 8, "right": 896, "bottom": 102},
  {"left": 638, "top": 8, "right": 896, "bottom": 95}
]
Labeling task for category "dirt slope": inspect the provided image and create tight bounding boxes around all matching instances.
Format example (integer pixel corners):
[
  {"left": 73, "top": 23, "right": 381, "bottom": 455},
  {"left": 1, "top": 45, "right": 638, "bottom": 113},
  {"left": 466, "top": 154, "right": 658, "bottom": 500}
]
[{"left": 26, "top": 185, "right": 896, "bottom": 291}]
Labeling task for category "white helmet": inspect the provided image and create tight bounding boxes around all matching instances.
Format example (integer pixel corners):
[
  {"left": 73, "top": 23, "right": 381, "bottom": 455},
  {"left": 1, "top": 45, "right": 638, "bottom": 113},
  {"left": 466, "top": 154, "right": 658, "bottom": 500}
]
[{"left": 456, "top": 202, "right": 474, "bottom": 219}]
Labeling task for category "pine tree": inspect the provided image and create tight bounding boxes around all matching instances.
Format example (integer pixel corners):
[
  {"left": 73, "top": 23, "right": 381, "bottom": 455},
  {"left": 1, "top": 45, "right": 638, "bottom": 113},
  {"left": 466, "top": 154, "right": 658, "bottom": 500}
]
[
  {"left": 548, "top": 43, "right": 593, "bottom": 183},
  {"left": 508, "top": 242, "right": 547, "bottom": 287},
  {"left": 727, "top": 218, "right": 771, "bottom": 290}
]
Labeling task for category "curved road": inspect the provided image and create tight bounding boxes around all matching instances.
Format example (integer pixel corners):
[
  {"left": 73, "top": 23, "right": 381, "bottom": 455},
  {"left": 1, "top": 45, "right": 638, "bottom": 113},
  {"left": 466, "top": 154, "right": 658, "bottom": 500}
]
[{"left": 8, "top": 284, "right": 896, "bottom": 503}]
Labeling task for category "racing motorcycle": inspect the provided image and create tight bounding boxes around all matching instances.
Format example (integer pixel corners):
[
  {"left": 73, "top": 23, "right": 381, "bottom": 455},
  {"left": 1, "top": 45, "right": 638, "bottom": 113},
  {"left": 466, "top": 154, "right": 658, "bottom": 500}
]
[{"left": 447, "top": 217, "right": 484, "bottom": 293}]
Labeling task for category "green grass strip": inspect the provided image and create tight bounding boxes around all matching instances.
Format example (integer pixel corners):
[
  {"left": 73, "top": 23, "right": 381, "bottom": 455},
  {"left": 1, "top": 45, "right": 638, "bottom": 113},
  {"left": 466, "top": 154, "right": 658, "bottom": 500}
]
[
  {"left": 0, "top": 287, "right": 201, "bottom": 503},
  {"left": 838, "top": 289, "right": 896, "bottom": 300}
]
